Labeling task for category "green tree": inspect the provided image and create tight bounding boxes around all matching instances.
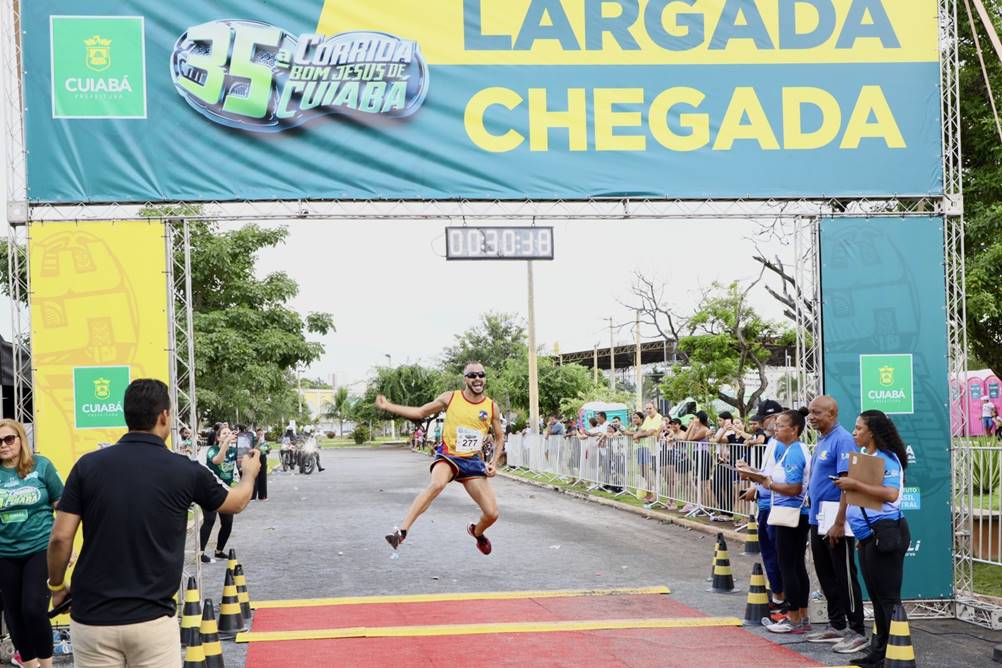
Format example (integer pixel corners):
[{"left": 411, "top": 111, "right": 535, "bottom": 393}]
[
  {"left": 441, "top": 312, "right": 527, "bottom": 375},
  {"left": 368, "top": 363, "right": 454, "bottom": 433},
  {"left": 495, "top": 349, "right": 593, "bottom": 417},
  {"left": 167, "top": 217, "right": 334, "bottom": 426},
  {"left": 960, "top": 0, "right": 1002, "bottom": 376},
  {"left": 322, "top": 386, "right": 351, "bottom": 435},
  {"left": 660, "top": 282, "right": 793, "bottom": 419},
  {"left": 0, "top": 239, "right": 26, "bottom": 305},
  {"left": 302, "top": 377, "right": 333, "bottom": 389}
]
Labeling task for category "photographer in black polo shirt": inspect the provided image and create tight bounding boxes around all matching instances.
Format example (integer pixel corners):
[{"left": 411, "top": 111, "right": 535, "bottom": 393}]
[{"left": 45, "top": 379, "right": 260, "bottom": 667}]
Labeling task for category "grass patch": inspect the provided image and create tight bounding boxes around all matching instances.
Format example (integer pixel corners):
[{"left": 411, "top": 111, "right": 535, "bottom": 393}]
[
  {"left": 974, "top": 562, "right": 1002, "bottom": 598},
  {"left": 318, "top": 437, "right": 404, "bottom": 448}
]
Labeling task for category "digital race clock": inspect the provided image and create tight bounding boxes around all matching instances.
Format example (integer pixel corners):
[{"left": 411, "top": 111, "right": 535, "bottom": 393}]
[{"left": 445, "top": 227, "right": 554, "bottom": 261}]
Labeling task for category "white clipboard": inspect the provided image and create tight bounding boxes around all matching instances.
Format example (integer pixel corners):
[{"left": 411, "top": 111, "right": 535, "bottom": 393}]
[{"left": 817, "top": 500, "right": 855, "bottom": 537}]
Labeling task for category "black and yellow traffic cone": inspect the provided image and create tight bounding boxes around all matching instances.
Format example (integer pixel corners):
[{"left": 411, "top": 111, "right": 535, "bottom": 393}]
[
  {"left": 885, "top": 604, "right": 916, "bottom": 667},
  {"left": 180, "top": 577, "right": 202, "bottom": 647},
  {"left": 217, "top": 568, "right": 245, "bottom": 639},
  {"left": 743, "top": 563, "right": 769, "bottom": 624},
  {"left": 707, "top": 533, "right": 723, "bottom": 582},
  {"left": 200, "top": 599, "right": 225, "bottom": 668},
  {"left": 227, "top": 549, "right": 238, "bottom": 574},
  {"left": 234, "top": 564, "right": 252, "bottom": 622},
  {"left": 710, "top": 537, "right": 737, "bottom": 593},
  {"left": 182, "top": 627, "right": 206, "bottom": 668},
  {"left": 743, "top": 515, "right": 760, "bottom": 555}
]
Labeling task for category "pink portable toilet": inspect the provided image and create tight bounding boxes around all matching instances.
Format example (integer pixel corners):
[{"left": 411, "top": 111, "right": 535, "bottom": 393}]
[
  {"left": 969, "top": 377, "right": 988, "bottom": 436},
  {"left": 951, "top": 380, "right": 965, "bottom": 436},
  {"left": 986, "top": 376, "right": 1002, "bottom": 435}
]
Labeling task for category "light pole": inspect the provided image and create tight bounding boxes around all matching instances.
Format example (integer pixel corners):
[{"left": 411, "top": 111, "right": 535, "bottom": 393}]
[
  {"left": 527, "top": 261, "right": 539, "bottom": 435},
  {"left": 608, "top": 317, "right": 615, "bottom": 392},
  {"left": 385, "top": 354, "right": 395, "bottom": 438}
]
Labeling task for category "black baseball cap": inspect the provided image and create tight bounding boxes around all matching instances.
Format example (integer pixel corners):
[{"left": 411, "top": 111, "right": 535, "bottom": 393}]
[{"left": 752, "top": 399, "right": 784, "bottom": 422}]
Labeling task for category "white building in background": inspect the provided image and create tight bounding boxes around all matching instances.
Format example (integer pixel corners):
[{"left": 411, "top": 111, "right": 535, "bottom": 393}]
[{"left": 297, "top": 388, "right": 345, "bottom": 433}]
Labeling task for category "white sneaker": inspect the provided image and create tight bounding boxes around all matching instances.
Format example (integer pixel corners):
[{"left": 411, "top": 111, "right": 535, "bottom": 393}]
[
  {"left": 832, "top": 630, "right": 869, "bottom": 654},
  {"left": 766, "top": 619, "right": 798, "bottom": 633}
]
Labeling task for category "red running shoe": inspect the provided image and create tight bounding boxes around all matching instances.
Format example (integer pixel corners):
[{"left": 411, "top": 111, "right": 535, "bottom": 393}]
[{"left": 467, "top": 523, "right": 492, "bottom": 555}]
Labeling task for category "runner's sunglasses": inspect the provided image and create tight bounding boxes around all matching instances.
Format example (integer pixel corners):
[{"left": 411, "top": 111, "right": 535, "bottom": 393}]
[{"left": 464, "top": 372, "right": 487, "bottom": 379}]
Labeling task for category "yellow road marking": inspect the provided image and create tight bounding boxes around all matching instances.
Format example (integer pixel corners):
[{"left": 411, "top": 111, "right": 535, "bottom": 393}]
[
  {"left": 236, "top": 615, "right": 741, "bottom": 643},
  {"left": 253, "top": 585, "right": 670, "bottom": 609}
]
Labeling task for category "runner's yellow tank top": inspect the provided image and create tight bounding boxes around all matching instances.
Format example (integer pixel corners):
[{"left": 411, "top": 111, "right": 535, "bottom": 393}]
[{"left": 441, "top": 390, "right": 494, "bottom": 458}]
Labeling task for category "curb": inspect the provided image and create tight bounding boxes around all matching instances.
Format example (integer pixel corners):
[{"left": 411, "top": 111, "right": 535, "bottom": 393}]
[{"left": 498, "top": 471, "right": 746, "bottom": 547}]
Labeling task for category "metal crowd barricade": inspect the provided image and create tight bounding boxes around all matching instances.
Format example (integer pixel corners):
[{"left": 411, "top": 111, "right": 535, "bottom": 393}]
[
  {"left": 960, "top": 441, "right": 1002, "bottom": 568},
  {"left": 505, "top": 433, "right": 769, "bottom": 520}
]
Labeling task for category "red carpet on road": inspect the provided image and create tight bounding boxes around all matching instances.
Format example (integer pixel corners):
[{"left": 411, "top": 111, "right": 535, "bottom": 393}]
[{"left": 244, "top": 591, "right": 817, "bottom": 667}]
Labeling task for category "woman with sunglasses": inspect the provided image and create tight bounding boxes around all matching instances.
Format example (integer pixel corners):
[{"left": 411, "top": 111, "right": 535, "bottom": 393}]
[
  {"left": 835, "top": 410, "right": 910, "bottom": 668},
  {"left": 0, "top": 419, "right": 64, "bottom": 668}
]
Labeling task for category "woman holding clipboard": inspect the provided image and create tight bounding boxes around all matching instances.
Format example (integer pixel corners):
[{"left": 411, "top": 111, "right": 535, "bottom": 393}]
[{"left": 834, "top": 410, "right": 909, "bottom": 668}]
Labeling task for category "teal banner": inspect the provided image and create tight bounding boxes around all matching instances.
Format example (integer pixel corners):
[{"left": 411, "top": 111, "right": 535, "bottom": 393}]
[
  {"left": 821, "top": 216, "right": 952, "bottom": 600},
  {"left": 22, "top": 1, "right": 944, "bottom": 203}
]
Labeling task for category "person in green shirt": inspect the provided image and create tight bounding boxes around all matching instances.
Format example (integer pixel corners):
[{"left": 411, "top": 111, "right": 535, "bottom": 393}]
[
  {"left": 199, "top": 427, "right": 237, "bottom": 563},
  {"left": 0, "top": 419, "right": 64, "bottom": 668},
  {"left": 252, "top": 428, "right": 269, "bottom": 501}
]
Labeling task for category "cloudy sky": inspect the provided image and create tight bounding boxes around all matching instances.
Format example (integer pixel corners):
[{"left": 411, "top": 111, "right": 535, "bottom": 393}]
[{"left": 247, "top": 216, "right": 794, "bottom": 391}]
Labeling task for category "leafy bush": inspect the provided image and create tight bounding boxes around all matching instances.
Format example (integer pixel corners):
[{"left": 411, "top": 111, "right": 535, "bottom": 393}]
[
  {"left": 973, "top": 443, "right": 1002, "bottom": 494},
  {"left": 325, "top": 431, "right": 337, "bottom": 439},
  {"left": 352, "top": 424, "right": 370, "bottom": 445}
]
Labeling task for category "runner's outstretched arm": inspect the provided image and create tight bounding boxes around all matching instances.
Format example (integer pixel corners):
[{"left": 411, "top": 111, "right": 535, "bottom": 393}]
[
  {"left": 487, "top": 401, "right": 505, "bottom": 476},
  {"left": 376, "top": 392, "right": 451, "bottom": 423}
]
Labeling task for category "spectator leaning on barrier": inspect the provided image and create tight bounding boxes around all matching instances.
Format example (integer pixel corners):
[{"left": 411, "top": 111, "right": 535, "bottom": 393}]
[
  {"left": 594, "top": 411, "right": 610, "bottom": 434},
  {"left": 547, "top": 416, "right": 565, "bottom": 436},
  {"left": 711, "top": 412, "right": 743, "bottom": 522},
  {"left": 835, "top": 410, "right": 910, "bottom": 668},
  {"left": 0, "top": 419, "right": 64, "bottom": 668},
  {"left": 684, "top": 411, "right": 715, "bottom": 510},
  {"left": 632, "top": 404, "right": 662, "bottom": 506},
  {"left": 804, "top": 396, "right": 867, "bottom": 654},
  {"left": 46, "top": 379, "right": 261, "bottom": 668}
]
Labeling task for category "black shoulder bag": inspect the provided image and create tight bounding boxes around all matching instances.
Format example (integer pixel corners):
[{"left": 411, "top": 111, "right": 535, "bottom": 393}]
[
  {"left": 860, "top": 453, "right": 905, "bottom": 554},
  {"left": 861, "top": 507, "right": 904, "bottom": 553}
]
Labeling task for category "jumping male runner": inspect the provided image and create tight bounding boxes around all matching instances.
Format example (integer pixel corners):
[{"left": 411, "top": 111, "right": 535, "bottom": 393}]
[{"left": 376, "top": 362, "right": 504, "bottom": 554}]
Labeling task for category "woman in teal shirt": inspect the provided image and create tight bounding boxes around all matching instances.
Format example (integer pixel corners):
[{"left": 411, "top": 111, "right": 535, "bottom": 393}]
[
  {"left": 0, "top": 419, "right": 64, "bottom": 668},
  {"left": 835, "top": 410, "right": 910, "bottom": 668},
  {"left": 200, "top": 426, "right": 236, "bottom": 563}
]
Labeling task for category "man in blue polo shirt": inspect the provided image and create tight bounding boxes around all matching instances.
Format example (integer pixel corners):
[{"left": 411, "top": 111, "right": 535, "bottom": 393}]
[{"left": 805, "top": 396, "right": 867, "bottom": 654}]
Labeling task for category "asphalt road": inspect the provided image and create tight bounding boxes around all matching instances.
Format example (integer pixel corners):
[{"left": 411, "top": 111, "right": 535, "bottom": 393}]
[{"left": 207, "top": 446, "right": 1002, "bottom": 667}]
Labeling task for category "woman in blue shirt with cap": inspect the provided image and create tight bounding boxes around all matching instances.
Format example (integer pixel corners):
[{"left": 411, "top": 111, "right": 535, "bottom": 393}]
[{"left": 835, "top": 410, "right": 909, "bottom": 668}]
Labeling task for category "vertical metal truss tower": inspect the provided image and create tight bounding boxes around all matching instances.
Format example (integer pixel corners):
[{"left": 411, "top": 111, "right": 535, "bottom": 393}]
[
  {"left": 793, "top": 216, "right": 822, "bottom": 410},
  {"left": 166, "top": 220, "right": 202, "bottom": 589},
  {"left": 2, "top": 0, "right": 29, "bottom": 425}
]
